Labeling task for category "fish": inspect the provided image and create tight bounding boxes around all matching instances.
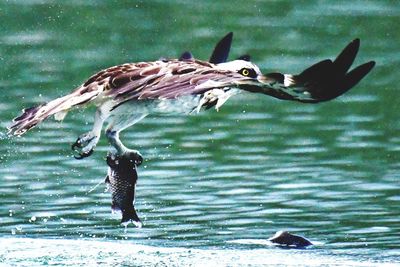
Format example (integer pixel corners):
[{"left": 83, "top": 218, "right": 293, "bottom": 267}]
[
  {"left": 268, "top": 231, "right": 313, "bottom": 248},
  {"left": 105, "top": 152, "right": 142, "bottom": 228}
]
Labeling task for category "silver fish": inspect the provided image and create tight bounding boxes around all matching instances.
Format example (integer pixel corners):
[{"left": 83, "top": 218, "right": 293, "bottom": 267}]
[{"left": 105, "top": 152, "right": 142, "bottom": 228}]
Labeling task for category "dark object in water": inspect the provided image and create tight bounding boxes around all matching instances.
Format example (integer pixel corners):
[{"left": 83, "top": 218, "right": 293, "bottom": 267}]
[
  {"left": 105, "top": 152, "right": 142, "bottom": 228},
  {"left": 268, "top": 231, "right": 313, "bottom": 248}
]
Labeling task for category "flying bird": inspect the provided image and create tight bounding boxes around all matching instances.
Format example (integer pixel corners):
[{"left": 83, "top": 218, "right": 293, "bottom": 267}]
[{"left": 8, "top": 33, "right": 375, "bottom": 161}]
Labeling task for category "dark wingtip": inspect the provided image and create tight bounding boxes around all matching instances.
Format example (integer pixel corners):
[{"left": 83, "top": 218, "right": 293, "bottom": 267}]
[
  {"left": 347, "top": 38, "right": 360, "bottom": 53},
  {"left": 353, "top": 38, "right": 360, "bottom": 45},
  {"left": 223, "top": 32, "right": 233, "bottom": 42},
  {"left": 224, "top": 32, "right": 233, "bottom": 40},
  {"left": 321, "top": 61, "right": 376, "bottom": 101},
  {"left": 340, "top": 61, "right": 376, "bottom": 92},
  {"left": 209, "top": 32, "right": 233, "bottom": 64},
  {"left": 367, "top": 60, "right": 376, "bottom": 69},
  {"left": 333, "top": 38, "right": 361, "bottom": 75},
  {"left": 299, "top": 59, "right": 333, "bottom": 79}
]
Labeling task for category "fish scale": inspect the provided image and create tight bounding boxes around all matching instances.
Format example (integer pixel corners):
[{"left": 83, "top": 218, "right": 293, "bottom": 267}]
[{"left": 105, "top": 153, "right": 142, "bottom": 228}]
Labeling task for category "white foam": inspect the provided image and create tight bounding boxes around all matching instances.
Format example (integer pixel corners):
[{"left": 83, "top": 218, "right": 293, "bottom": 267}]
[{"left": 0, "top": 237, "right": 397, "bottom": 267}]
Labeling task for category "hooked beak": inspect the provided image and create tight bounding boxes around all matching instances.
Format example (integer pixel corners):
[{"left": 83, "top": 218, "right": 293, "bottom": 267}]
[
  {"left": 256, "top": 74, "right": 269, "bottom": 85},
  {"left": 236, "top": 73, "right": 279, "bottom": 95}
]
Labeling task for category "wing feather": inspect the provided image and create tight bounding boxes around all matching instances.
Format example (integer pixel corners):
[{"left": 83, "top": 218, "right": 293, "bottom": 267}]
[
  {"left": 103, "top": 60, "right": 248, "bottom": 109},
  {"left": 209, "top": 32, "right": 233, "bottom": 64},
  {"left": 242, "top": 39, "right": 375, "bottom": 103}
]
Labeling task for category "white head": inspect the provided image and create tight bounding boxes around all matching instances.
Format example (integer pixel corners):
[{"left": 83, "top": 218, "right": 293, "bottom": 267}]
[{"left": 215, "top": 60, "right": 263, "bottom": 79}]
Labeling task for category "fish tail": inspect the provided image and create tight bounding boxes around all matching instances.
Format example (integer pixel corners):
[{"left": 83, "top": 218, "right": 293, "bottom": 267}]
[{"left": 121, "top": 207, "right": 142, "bottom": 228}]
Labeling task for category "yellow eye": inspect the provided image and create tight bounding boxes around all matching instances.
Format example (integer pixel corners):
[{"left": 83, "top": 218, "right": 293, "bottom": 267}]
[{"left": 238, "top": 68, "right": 257, "bottom": 78}]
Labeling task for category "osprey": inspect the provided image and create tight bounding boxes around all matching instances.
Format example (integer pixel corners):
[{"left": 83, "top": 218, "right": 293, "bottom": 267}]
[{"left": 8, "top": 33, "right": 375, "bottom": 162}]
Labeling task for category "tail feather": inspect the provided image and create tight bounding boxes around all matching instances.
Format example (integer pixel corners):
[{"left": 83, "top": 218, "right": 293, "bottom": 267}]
[{"left": 8, "top": 89, "right": 99, "bottom": 136}]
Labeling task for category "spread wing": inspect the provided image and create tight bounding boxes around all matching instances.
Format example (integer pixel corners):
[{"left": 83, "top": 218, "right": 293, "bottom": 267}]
[
  {"left": 241, "top": 39, "right": 375, "bottom": 103},
  {"left": 102, "top": 60, "right": 248, "bottom": 110}
]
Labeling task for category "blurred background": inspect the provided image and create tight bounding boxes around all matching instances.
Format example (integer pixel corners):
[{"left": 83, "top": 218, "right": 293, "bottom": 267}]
[{"left": 0, "top": 0, "right": 399, "bottom": 265}]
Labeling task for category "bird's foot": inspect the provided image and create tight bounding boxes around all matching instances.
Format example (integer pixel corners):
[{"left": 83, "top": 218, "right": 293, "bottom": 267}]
[
  {"left": 71, "top": 131, "right": 99, "bottom": 159},
  {"left": 105, "top": 129, "right": 143, "bottom": 166},
  {"left": 107, "top": 149, "right": 143, "bottom": 168}
]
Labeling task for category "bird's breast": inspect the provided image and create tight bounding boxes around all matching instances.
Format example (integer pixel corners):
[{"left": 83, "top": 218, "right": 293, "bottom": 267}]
[
  {"left": 152, "top": 88, "right": 239, "bottom": 114},
  {"left": 153, "top": 95, "right": 202, "bottom": 114},
  {"left": 108, "top": 88, "right": 240, "bottom": 116}
]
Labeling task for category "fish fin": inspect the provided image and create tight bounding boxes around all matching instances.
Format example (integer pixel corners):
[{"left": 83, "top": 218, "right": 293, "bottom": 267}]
[
  {"left": 111, "top": 204, "right": 121, "bottom": 214},
  {"left": 86, "top": 179, "right": 104, "bottom": 194},
  {"left": 105, "top": 175, "right": 110, "bottom": 184},
  {"left": 268, "top": 231, "right": 313, "bottom": 248},
  {"left": 121, "top": 208, "right": 142, "bottom": 228}
]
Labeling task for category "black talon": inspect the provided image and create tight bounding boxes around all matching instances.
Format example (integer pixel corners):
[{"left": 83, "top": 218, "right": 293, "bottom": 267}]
[
  {"left": 74, "top": 154, "right": 84, "bottom": 160},
  {"left": 71, "top": 138, "right": 82, "bottom": 151},
  {"left": 71, "top": 142, "right": 79, "bottom": 151},
  {"left": 71, "top": 135, "right": 97, "bottom": 160},
  {"left": 71, "top": 136, "right": 96, "bottom": 151},
  {"left": 74, "top": 149, "right": 94, "bottom": 160}
]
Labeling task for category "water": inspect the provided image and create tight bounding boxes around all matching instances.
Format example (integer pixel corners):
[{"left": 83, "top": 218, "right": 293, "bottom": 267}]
[{"left": 1, "top": 1, "right": 399, "bottom": 266}]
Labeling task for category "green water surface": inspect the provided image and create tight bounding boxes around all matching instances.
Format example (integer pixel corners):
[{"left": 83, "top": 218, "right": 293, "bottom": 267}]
[{"left": 0, "top": 1, "right": 399, "bottom": 265}]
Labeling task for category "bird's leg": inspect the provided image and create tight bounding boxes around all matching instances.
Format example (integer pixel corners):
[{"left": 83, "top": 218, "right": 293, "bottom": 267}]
[
  {"left": 105, "top": 129, "right": 143, "bottom": 166},
  {"left": 72, "top": 109, "right": 105, "bottom": 159},
  {"left": 106, "top": 112, "right": 147, "bottom": 166}
]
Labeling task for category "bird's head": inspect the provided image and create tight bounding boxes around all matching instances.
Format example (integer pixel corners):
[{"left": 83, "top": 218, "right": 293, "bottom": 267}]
[
  {"left": 191, "top": 59, "right": 273, "bottom": 96},
  {"left": 206, "top": 32, "right": 375, "bottom": 103},
  {"left": 213, "top": 59, "right": 286, "bottom": 98},
  {"left": 215, "top": 60, "right": 266, "bottom": 85}
]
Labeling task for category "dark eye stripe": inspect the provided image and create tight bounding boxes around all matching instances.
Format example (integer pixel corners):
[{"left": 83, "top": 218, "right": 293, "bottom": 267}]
[{"left": 239, "top": 68, "right": 257, "bottom": 78}]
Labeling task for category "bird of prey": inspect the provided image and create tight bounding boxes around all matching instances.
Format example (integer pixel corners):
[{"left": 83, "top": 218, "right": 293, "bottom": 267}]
[{"left": 8, "top": 33, "right": 375, "bottom": 162}]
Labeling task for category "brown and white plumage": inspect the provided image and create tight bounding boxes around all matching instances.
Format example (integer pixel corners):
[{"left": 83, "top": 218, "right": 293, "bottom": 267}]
[
  {"left": 8, "top": 33, "right": 375, "bottom": 159},
  {"left": 9, "top": 59, "right": 253, "bottom": 134}
]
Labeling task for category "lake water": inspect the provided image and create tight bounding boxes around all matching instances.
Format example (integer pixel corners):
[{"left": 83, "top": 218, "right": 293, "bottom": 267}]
[{"left": 0, "top": 1, "right": 399, "bottom": 266}]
